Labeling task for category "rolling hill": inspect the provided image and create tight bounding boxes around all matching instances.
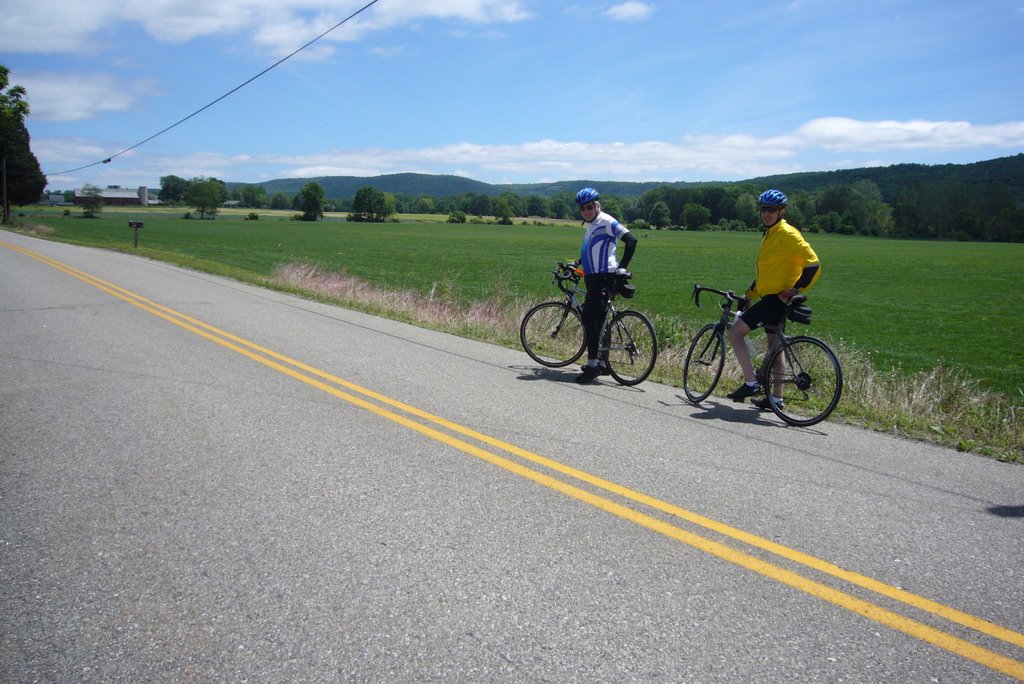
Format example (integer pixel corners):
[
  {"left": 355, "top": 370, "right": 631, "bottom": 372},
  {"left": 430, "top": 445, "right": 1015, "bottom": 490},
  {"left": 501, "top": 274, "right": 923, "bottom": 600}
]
[{"left": 226, "top": 153, "right": 1024, "bottom": 202}]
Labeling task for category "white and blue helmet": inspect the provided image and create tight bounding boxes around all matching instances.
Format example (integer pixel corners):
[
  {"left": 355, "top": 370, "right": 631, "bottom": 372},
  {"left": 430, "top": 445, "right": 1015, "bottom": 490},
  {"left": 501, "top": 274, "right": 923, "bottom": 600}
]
[
  {"left": 757, "top": 189, "right": 788, "bottom": 206},
  {"left": 575, "top": 187, "right": 600, "bottom": 206}
]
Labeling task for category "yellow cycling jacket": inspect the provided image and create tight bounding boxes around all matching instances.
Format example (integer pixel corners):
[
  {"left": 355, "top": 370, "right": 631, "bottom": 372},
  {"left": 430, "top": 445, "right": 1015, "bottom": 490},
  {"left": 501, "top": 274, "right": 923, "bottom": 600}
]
[{"left": 745, "top": 219, "right": 820, "bottom": 300}]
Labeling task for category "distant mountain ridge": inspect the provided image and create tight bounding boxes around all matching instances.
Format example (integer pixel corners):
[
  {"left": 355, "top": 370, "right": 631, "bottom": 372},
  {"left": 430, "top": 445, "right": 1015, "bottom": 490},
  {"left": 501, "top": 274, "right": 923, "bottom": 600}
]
[
  {"left": 227, "top": 153, "right": 1024, "bottom": 201},
  {"left": 228, "top": 174, "right": 681, "bottom": 200}
]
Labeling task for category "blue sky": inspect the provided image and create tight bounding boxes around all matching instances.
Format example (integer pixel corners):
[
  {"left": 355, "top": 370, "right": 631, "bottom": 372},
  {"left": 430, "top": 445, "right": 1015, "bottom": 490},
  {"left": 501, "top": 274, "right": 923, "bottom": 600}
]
[{"left": 4, "top": 0, "right": 1023, "bottom": 192}]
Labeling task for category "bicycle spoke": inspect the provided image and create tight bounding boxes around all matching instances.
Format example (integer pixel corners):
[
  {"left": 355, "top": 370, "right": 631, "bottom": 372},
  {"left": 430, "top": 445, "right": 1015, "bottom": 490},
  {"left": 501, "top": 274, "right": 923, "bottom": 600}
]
[
  {"left": 765, "top": 336, "right": 843, "bottom": 427},
  {"left": 605, "top": 310, "right": 658, "bottom": 386},
  {"left": 520, "top": 301, "right": 585, "bottom": 367},
  {"left": 683, "top": 324, "right": 724, "bottom": 403}
]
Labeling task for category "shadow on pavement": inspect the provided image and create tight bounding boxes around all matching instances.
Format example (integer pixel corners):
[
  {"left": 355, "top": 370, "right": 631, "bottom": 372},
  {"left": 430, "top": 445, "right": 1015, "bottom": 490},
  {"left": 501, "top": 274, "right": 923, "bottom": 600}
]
[{"left": 987, "top": 505, "right": 1024, "bottom": 518}]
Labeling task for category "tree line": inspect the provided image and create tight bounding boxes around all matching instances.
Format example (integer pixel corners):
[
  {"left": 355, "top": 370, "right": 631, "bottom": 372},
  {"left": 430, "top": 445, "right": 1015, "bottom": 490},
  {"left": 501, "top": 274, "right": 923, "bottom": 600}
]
[
  {"left": 32, "top": 171, "right": 1024, "bottom": 243},
  {"left": 163, "top": 173, "right": 1023, "bottom": 242},
  {"left": 154, "top": 175, "right": 327, "bottom": 221}
]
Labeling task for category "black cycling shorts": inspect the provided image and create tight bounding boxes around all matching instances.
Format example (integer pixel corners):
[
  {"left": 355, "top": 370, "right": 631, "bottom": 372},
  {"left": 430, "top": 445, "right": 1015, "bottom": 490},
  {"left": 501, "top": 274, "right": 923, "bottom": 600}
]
[{"left": 738, "top": 294, "right": 787, "bottom": 330}]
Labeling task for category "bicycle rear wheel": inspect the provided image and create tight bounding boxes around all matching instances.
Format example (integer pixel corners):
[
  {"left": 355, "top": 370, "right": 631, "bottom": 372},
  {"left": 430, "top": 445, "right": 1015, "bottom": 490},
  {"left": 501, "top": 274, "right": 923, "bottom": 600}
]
[
  {"left": 605, "top": 310, "right": 658, "bottom": 386},
  {"left": 682, "top": 323, "right": 725, "bottom": 403},
  {"left": 520, "top": 301, "right": 586, "bottom": 367},
  {"left": 763, "top": 335, "right": 843, "bottom": 427}
]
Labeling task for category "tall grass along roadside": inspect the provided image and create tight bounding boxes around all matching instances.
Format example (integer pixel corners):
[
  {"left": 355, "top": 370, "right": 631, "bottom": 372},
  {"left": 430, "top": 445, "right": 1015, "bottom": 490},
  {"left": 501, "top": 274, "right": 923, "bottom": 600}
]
[
  {"left": 8, "top": 209, "right": 1022, "bottom": 462},
  {"left": 268, "top": 261, "right": 1021, "bottom": 463}
]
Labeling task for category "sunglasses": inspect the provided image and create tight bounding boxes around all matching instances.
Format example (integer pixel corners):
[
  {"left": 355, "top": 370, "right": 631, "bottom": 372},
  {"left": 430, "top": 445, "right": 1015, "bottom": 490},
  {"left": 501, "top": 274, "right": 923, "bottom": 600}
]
[
  {"left": 580, "top": 202, "right": 597, "bottom": 211},
  {"left": 759, "top": 206, "right": 782, "bottom": 213}
]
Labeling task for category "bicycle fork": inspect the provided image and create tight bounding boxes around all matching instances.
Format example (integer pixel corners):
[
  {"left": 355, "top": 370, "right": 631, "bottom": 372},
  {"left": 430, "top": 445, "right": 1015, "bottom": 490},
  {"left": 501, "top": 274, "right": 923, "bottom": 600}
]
[{"left": 598, "top": 309, "right": 612, "bottom": 362}]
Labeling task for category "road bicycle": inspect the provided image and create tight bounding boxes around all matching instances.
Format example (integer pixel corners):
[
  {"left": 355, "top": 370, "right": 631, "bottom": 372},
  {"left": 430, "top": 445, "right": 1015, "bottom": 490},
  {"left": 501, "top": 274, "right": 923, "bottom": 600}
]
[
  {"left": 682, "top": 284, "right": 843, "bottom": 427},
  {"left": 520, "top": 261, "right": 658, "bottom": 386}
]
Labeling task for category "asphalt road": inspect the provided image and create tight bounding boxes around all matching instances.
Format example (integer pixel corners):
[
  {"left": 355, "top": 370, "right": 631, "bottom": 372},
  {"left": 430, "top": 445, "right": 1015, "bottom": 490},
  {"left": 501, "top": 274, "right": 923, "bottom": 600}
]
[{"left": 2, "top": 229, "right": 1022, "bottom": 682}]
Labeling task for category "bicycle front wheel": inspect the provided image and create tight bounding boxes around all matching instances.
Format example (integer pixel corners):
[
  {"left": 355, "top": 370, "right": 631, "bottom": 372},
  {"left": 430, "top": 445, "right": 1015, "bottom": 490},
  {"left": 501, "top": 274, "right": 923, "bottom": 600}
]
[
  {"left": 520, "top": 301, "right": 586, "bottom": 368},
  {"left": 605, "top": 310, "right": 658, "bottom": 386},
  {"left": 682, "top": 323, "right": 725, "bottom": 403},
  {"left": 763, "top": 335, "right": 843, "bottom": 427}
]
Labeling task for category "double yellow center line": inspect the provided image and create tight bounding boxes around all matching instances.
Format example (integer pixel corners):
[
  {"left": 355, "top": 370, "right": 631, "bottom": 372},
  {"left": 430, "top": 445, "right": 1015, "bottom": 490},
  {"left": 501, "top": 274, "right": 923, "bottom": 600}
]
[{"left": 5, "top": 238, "right": 1023, "bottom": 680}]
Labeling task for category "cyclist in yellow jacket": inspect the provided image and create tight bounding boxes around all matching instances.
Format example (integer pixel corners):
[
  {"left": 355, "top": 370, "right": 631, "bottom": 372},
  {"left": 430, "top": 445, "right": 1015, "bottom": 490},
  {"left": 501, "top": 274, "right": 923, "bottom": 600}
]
[{"left": 727, "top": 189, "right": 820, "bottom": 409}]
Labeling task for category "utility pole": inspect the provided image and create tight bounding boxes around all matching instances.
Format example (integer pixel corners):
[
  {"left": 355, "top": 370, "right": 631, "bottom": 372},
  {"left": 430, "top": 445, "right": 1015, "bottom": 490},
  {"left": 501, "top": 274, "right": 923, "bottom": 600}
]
[{"left": 2, "top": 158, "right": 8, "bottom": 224}]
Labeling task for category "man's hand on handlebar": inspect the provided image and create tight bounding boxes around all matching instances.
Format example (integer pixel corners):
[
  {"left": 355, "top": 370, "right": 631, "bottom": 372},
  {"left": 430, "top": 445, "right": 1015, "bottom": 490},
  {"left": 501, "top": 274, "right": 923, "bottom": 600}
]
[{"left": 727, "top": 290, "right": 749, "bottom": 311}]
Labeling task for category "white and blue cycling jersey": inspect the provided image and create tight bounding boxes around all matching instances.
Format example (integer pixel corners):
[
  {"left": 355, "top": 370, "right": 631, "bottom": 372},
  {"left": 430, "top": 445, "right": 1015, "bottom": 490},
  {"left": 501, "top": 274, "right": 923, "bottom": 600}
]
[{"left": 580, "top": 211, "right": 630, "bottom": 274}]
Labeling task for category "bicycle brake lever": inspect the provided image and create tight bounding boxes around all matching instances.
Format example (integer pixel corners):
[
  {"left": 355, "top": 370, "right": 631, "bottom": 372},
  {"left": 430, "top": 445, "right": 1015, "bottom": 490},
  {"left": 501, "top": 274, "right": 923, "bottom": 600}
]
[{"left": 691, "top": 284, "right": 701, "bottom": 308}]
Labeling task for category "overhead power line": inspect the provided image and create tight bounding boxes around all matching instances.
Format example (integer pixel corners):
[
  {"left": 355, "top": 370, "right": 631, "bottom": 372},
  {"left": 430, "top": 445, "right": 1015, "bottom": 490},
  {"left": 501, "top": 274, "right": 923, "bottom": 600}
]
[{"left": 46, "top": 0, "right": 381, "bottom": 177}]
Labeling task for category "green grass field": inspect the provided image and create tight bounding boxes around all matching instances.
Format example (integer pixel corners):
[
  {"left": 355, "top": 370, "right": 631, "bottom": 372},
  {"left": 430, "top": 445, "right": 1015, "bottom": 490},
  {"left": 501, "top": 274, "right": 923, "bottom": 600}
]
[{"left": 10, "top": 206, "right": 1024, "bottom": 399}]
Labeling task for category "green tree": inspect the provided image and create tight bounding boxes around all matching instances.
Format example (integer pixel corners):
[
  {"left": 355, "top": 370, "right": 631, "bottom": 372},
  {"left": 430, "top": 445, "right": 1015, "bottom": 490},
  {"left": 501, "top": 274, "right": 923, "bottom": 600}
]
[
  {"left": 158, "top": 175, "right": 188, "bottom": 203},
  {"left": 297, "top": 182, "right": 325, "bottom": 221},
  {"left": 80, "top": 184, "right": 103, "bottom": 218},
  {"left": 847, "top": 180, "right": 894, "bottom": 236},
  {"left": 270, "top": 192, "right": 290, "bottom": 210},
  {"left": 648, "top": 201, "right": 671, "bottom": 229},
  {"left": 349, "top": 186, "right": 392, "bottom": 222},
  {"left": 414, "top": 195, "right": 435, "bottom": 214},
  {"left": 382, "top": 192, "right": 397, "bottom": 220},
  {"left": 183, "top": 178, "right": 224, "bottom": 218},
  {"left": 622, "top": 198, "right": 645, "bottom": 223},
  {"left": 817, "top": 184, "right": 853, "bottom": 219},
  {"left": 1, "top": 65, "right": 46, "bottom": 220},
  {"left": 789, "top": 193, "right": 816, "bottom": 230},
  {"left": 699, "top": 186, "right": 728, "bottom": 223},
  {"left": 494, "top": 197, "right": 514, "bottom": 224},
  {"left": 812, "top": 211, "right": 844, "bottom": 234},
  {"left": 239, "top": 184, "right": 268, "bottom": 209},
  {"left": 468, "top": 194, "right": 493, "bottom": 217},
  {"left": 954, "top": 209, "right": 984, "bottom": 241},
  {"left": 602, "top": 197, "right": 623, "bottom": 221},
  {"left": 526, "top": 195, "right": 550, "bottom": 218},
  {"left": 682, "top": 202, "right": 712, "bottom": 230},
  {"left": 893, "top": 182, "right": 927, "bottom": 238},
  {"left": 735, "top": 193, "right": 758, "bottom": 229},
  {"left": 550, "top": 194, "right": 575, "bottom": 219},
  {"left": 499, "top": 192, "right": 527, "bottom": 217},
  {"left": 990, "top": 207, "right": 1024, "bottom": 243}
]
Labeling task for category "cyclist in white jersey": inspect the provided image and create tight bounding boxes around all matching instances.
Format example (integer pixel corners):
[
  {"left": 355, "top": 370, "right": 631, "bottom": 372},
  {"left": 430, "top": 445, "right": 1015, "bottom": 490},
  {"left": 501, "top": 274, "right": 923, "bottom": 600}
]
[{"left": 575, "top": 187, "right": 638, "bottom": 384}]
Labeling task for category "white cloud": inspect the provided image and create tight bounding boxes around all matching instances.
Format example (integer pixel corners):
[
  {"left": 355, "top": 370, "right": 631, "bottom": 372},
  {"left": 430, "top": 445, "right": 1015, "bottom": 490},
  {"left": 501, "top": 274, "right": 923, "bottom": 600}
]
[
  {"left": 796, "top": 117, "right": 1024, "bottom": 151},
  {"left": 368, "top": 45, "right": 408, "bottom": 58},
  {"left": 123, "top": 0, "right": 260, "bottom": 43},
  {"left": 233, "top": 117, "right": 1024, "bottom": 181},
  {"left": 35, "top": 116, "right": 1024, "bottom": 188},
  {"left": 32, "top": 137, "right": 119, "bottom": 164},
  {"left": 0, "top": 0, "right": 531, "bottom": 57},
  {"left": 367, "top": 0, "right": 531, "bottom": 25},
  {"left": 1, "top": 0, "right": 116, "bottom": 54},
  {"left": 604, "top": 2, "right": 655, "bottom": 22},
  {"left": 19, "top": 73, "right": 161, "bottom": 122}
]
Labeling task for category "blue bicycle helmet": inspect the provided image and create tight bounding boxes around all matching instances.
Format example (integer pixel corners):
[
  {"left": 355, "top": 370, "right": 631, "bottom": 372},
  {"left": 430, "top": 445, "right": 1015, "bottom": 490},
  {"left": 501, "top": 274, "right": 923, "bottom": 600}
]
[
  {"left": 757, "top": 189, "right": 788, "bottom": 206},
  {"left": 575, "top": 187, "right": 600, "bottom": 205}
]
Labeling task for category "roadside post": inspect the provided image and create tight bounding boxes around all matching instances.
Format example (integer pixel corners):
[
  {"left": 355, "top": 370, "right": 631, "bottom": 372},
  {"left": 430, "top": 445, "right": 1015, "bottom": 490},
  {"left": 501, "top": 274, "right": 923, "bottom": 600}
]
[{"left": 129, "top": 221, "right": 143, "bottom": 248}]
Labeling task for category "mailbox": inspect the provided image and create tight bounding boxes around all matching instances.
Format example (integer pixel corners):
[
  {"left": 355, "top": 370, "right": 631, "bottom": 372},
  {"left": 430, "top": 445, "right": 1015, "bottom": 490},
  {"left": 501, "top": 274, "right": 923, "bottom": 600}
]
[{"left": 129, "top": 220, "right": 143, "bottom": 247}]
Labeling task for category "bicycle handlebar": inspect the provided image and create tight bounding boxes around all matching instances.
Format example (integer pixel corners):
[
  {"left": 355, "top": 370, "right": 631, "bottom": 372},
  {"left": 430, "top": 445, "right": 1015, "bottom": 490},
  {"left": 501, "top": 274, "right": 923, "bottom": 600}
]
[
  {"left": 552, "top": 261, "right": 633, "bottom": 296},
  {"left": 691, "top": 283, "right": 739, "bottom": 309},
  {"left": 553, "top": 261, "right": 580, "bottom": 277},
  {"left": 691, "top": 283, "right": 807, "bottom": 310},
  {"left": 552, "top": 261, "right": 583, "bottom": 295}
]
